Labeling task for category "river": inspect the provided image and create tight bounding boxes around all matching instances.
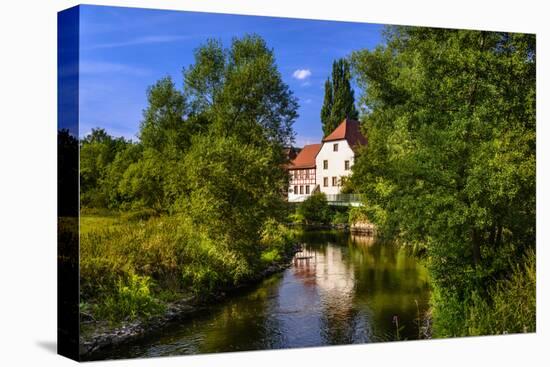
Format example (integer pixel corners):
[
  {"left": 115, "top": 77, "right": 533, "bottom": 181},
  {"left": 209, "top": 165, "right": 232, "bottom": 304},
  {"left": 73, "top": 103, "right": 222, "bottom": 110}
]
[{"left": 92, "top": 230, "right": 430, "bottom": 359}]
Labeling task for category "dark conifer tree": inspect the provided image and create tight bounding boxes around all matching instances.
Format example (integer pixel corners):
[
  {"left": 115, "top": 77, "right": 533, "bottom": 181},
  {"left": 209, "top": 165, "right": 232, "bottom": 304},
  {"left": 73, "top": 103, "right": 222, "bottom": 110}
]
[{"left": 321, "top": 58, "right": 358, "bottom": 136}]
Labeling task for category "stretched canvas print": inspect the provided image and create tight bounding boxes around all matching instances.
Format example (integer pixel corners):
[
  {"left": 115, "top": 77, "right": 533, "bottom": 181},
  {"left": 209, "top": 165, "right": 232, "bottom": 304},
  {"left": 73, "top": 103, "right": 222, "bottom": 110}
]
[{"left": 58, "top": 4, "right": 536, "bottom": 362}]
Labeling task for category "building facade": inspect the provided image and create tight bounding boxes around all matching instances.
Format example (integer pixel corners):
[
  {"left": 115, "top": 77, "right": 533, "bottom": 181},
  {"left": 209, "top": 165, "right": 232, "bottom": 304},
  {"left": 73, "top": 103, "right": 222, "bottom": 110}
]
[{"left": 287, "top": 118, "right": 367, "bottom": 202}]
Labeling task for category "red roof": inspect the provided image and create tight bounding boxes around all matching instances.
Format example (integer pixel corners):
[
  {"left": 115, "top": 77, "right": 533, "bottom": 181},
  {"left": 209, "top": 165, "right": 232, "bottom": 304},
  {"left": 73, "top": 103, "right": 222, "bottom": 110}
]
[
  {"left": 288, "top": 143, "right": 322, "bottom": 169},
  {"left": 323, "top": 118, "right": 367, "bottom": 149}
]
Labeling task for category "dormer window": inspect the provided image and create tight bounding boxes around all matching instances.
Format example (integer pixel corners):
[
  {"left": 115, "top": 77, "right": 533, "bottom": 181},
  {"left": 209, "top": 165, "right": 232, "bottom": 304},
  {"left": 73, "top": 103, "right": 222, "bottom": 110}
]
[{"left": 333, "top": 143, "right": 338, "bottom": 152}]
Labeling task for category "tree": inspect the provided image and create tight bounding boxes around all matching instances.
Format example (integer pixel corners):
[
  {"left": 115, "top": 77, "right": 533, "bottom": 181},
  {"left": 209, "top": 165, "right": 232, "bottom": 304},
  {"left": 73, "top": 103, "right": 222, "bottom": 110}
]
[
  {"left": 181, "top": 134, "right": 289, "bottom": 268},
  {"left": 350, "top": 27, "right": 535, "bottom": 335},
  {"left": 80, "top": 128, "right": 130, "bottom": 207},
  {"left": 320, "top": 78, "right": 333, "bottom": 135},
  {"left": 321, "top": 58, "right": 358, "bottom": 136},
  {"left": 184, "top": 34, "right": 298, "bottom": 150},
  {"left": 297, "top": 192, "right": 330, "bottom": 225},
  {"left": 177, "top": 34, "right": 299, "bottom": 268},
  {"left": 139, "top": 76, "right": 189, "bottom": 153}
]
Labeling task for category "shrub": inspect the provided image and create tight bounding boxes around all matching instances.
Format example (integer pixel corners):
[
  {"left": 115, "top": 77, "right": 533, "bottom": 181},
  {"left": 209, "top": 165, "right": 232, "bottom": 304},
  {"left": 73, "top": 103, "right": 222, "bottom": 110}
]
[
  {"left": 259, "top": 219, "right": 296, "bottom": 265},
  {"left": 297, "top": 192, "right": 330, "bottom": 225},
  {"left": 95, "top": 273, "right": 164, "bottom": 322},
  {"left": 467, "top": 250, "right": 536, "bottom": 335},
  {"left": 432, "top": 249, "right": 536, "bottom": 337},
  {"left": 331, "top": 211, "right": 349, "bottom": 225}
]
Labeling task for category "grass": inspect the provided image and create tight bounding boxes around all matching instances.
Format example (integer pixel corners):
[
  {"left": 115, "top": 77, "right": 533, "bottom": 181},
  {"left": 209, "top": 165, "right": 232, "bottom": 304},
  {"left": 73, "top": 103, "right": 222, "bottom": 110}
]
[
  {"left": 466, "top": 249, "right": 536, "bottom": 335},
  {"left": 431, "top": 249, "right": 536, "bottom": 337},
  {"left": 77, "top": 210, "right": 296, "bottom": 324}
]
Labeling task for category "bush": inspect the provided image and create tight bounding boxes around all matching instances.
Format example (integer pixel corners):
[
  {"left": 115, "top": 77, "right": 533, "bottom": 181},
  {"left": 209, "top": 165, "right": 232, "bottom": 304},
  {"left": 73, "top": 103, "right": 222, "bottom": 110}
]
[
  {"left": 259, "top": 218, "right": 296, "bottom": 265},
  {"left": 467, "top": 250, "right": 536, "bottom": 335},
  {"left": 331, "top": 211, "right": 349, "bottom": 225},
  {"left": 296, "top": 192, "right": 330, "bottom": 225},
  {"left": 95, "top": 273, "right": 164, "bottom": 322},
  {"left": 80, "top": 212, "right": 295, "bottom": 322},
  {"left": 432, "top": 249, "right": 536, "bottom": 337}
]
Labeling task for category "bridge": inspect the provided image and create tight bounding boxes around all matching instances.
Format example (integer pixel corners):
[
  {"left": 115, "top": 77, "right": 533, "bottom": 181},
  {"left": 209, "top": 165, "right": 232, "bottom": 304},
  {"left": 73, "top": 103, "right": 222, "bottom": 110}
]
[{"left": 289, "top": 194, "right": 364, "bottom": 207}]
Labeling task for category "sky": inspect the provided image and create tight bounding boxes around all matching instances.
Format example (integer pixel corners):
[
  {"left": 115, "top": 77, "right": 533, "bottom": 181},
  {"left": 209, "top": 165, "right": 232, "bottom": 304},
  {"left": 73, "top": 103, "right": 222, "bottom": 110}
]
[{"left": 78, "top": 5, "right": 384, "bottom": 147}]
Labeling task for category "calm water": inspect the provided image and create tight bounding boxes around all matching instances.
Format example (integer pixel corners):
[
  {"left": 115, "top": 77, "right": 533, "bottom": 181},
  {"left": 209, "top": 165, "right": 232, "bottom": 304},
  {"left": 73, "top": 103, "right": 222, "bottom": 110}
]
[{"left": 92, "top": 230, "right": 430, "bottom": 360}]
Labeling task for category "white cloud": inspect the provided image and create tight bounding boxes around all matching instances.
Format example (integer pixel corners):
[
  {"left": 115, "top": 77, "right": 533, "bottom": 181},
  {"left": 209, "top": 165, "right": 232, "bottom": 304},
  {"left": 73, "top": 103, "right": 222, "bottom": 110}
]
[
  {"left": 86, "top": 35, "right": 194, "bottom": 50},
  {"left": 80, "top": 61, "right": 150, "bottom": 76},
  {"left": 292, "top": 69, "right": 312, "bottom": 80}
]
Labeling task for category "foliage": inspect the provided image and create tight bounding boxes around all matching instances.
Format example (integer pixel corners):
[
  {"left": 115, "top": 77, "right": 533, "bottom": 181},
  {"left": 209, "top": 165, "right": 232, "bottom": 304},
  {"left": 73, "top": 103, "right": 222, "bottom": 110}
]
[
  {"left": 348, "top": 206, "right": 369, "bottom": 225},
  {"left": 80, "top": 212, "right": 296, "bottom": 322},
  {"left": 78, "top": 34, "right": 301, "bottom": 324},
  {"left": 260, "top": 218, "right": 297, "bottom": 254},
  {"left": 80, "top": 128, "right": 132, "bottom": 208},
  {"left": 180, "top": 133, "right": 289, "bottom": 267},
  {"left": 466, "top": 249, "right": 536, "bottom": 335},
  {"left": 331, "top": 211, "right": 349, "bottom": 225},
  {"left": 139, "top": 77, "right": 189, "bottom": 152},
  {"left": 296, "top": 192, "right": 331, "bottom": 225},
  {"left": 95, "top": 273, "right": 164, "bottom": 322},
  {"left": 350, "top": 26, "right": 535, "bottom": 336},
  {"left": 321, "top": 58, "right": 358, "bottom": 136},
  {"left": 184, "top": 34, "right": 298, "bottom": 149}
]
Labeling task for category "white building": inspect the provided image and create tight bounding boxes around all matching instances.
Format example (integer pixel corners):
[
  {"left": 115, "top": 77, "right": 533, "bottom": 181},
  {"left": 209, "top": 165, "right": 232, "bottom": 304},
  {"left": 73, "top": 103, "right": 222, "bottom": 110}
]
[{"left": 287, "top": 118, "right": 367, "bottom": 202}]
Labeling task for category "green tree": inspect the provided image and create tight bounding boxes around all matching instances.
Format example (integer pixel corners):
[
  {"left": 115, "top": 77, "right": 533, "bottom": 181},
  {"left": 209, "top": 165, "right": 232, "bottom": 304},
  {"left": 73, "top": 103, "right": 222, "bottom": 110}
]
[
  {"left": 350, "top": 27, "right": 535, "bottom": 336},
  {"left": 139, "top": 76, "right": 189, "bottom": 153},
  {"left": 181, "top": 134, "right": 289, "bottom": 268},
  {"left": 321, "top": 58, "right": 358, "bottom": 136},
  {"left": 176, "top": 34, "right": 299, "bottom": 268},
  {"left": 320, "top": 78, "right": 333, "bottom": 135},
  {"left": 184, "top": 34, "right": 298, "bottom": 150},
  {"left": 80, "top": 128, "right": 130, "bottom": 207},
  {"left": 102, "top": 142, "right": 143, "bottom": 208},
  {"left": 297, "top": 192, "right": 330, "bottom": 225}
]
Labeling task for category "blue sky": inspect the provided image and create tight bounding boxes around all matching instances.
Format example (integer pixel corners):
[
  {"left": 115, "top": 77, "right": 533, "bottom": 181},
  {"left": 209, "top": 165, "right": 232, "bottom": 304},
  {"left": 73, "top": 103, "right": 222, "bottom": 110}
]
[{"left": 78, "top": 5, "right": 383, "bottom": 146}]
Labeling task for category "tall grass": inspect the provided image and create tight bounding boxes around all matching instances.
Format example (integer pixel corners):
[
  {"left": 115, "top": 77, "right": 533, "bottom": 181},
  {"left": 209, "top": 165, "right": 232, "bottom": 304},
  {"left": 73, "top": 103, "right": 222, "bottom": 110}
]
[
  {"left": 466, "top": 249, "right": 536, "bottom": 335},
  {"left": 432, "top": 249, "right": 536, "bottom": 337},
  {"left": 79, "top": 211, "right": 295, "bottom": 324}
]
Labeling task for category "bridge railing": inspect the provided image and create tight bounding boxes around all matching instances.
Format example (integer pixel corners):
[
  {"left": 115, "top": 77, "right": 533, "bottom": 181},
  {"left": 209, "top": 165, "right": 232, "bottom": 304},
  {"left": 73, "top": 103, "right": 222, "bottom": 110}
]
[
  {"left": 325, "top": 194, "right": 364, "bottom": 205},
  {"left": 288, "top": 193, "right": 364, "bottom": 205}
]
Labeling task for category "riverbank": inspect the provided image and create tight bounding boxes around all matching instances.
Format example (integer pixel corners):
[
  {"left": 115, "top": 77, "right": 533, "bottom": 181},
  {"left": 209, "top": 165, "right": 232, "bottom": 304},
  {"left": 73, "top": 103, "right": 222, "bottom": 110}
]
[
  {"left": 83, "top": 230, "right": 431, "bottom": 359},
  {"left": 78, "top": 210, "right": 300, "bottom": 358},
  {"left": 80, "top": 243, "right": 300, "bottom": 358}
]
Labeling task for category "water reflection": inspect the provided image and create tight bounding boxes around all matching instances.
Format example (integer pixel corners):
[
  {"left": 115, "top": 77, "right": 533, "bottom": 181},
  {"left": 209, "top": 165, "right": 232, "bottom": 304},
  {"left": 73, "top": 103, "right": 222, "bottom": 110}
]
[{"left": 89, "top": 230, "right": 430, "bottom": 360}]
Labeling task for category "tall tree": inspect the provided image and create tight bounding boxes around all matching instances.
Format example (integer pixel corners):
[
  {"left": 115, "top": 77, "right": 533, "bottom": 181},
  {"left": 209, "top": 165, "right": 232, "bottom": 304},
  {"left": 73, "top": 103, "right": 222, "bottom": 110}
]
[
  {"left": 80, "top": 128, "right": 130, "bottom": 207},
  {"left": 179, "top": 34, "right": 299, "bottom": 267},
  {"left": 350, "top": 27, "right": 535, "bottom": 336},
  {"left": 184, "top": 35, "right": 298, "bottom": 150},
  {"left": 320, "top": 78, "right": 333, "bottom": 135},
  {"left": 321, "top": 58, "right": 358, "bottom": 136},
  {"left": 139, "top": 76, "right": 189, "bottom": 153}
]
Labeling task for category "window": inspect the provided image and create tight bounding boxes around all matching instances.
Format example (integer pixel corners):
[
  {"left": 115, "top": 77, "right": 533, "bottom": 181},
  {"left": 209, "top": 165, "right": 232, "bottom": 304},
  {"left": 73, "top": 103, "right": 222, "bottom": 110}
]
[
  {"left": 345, "top": 160, "right": 350, "bottom": 170},
  {"left": 294, "top": 185, "right": 298, "bottom": 194},
  {"left": 323, "top": 160, "right": 328, "bottom": 169},
  {"left": 333, "top": 143, "right": 338, "bottom": 152},
  {"left": 305, "top": 185, "right": 310, "bottom": 194},
  {"left": 323, "top": 177, "right": 328, "bottom": 187},
  {"left": 300, "top": 186, "right": 304, "bottom": 194},
  {"left": 332, "top": 176, "right": 338, "bottom": 186}
]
